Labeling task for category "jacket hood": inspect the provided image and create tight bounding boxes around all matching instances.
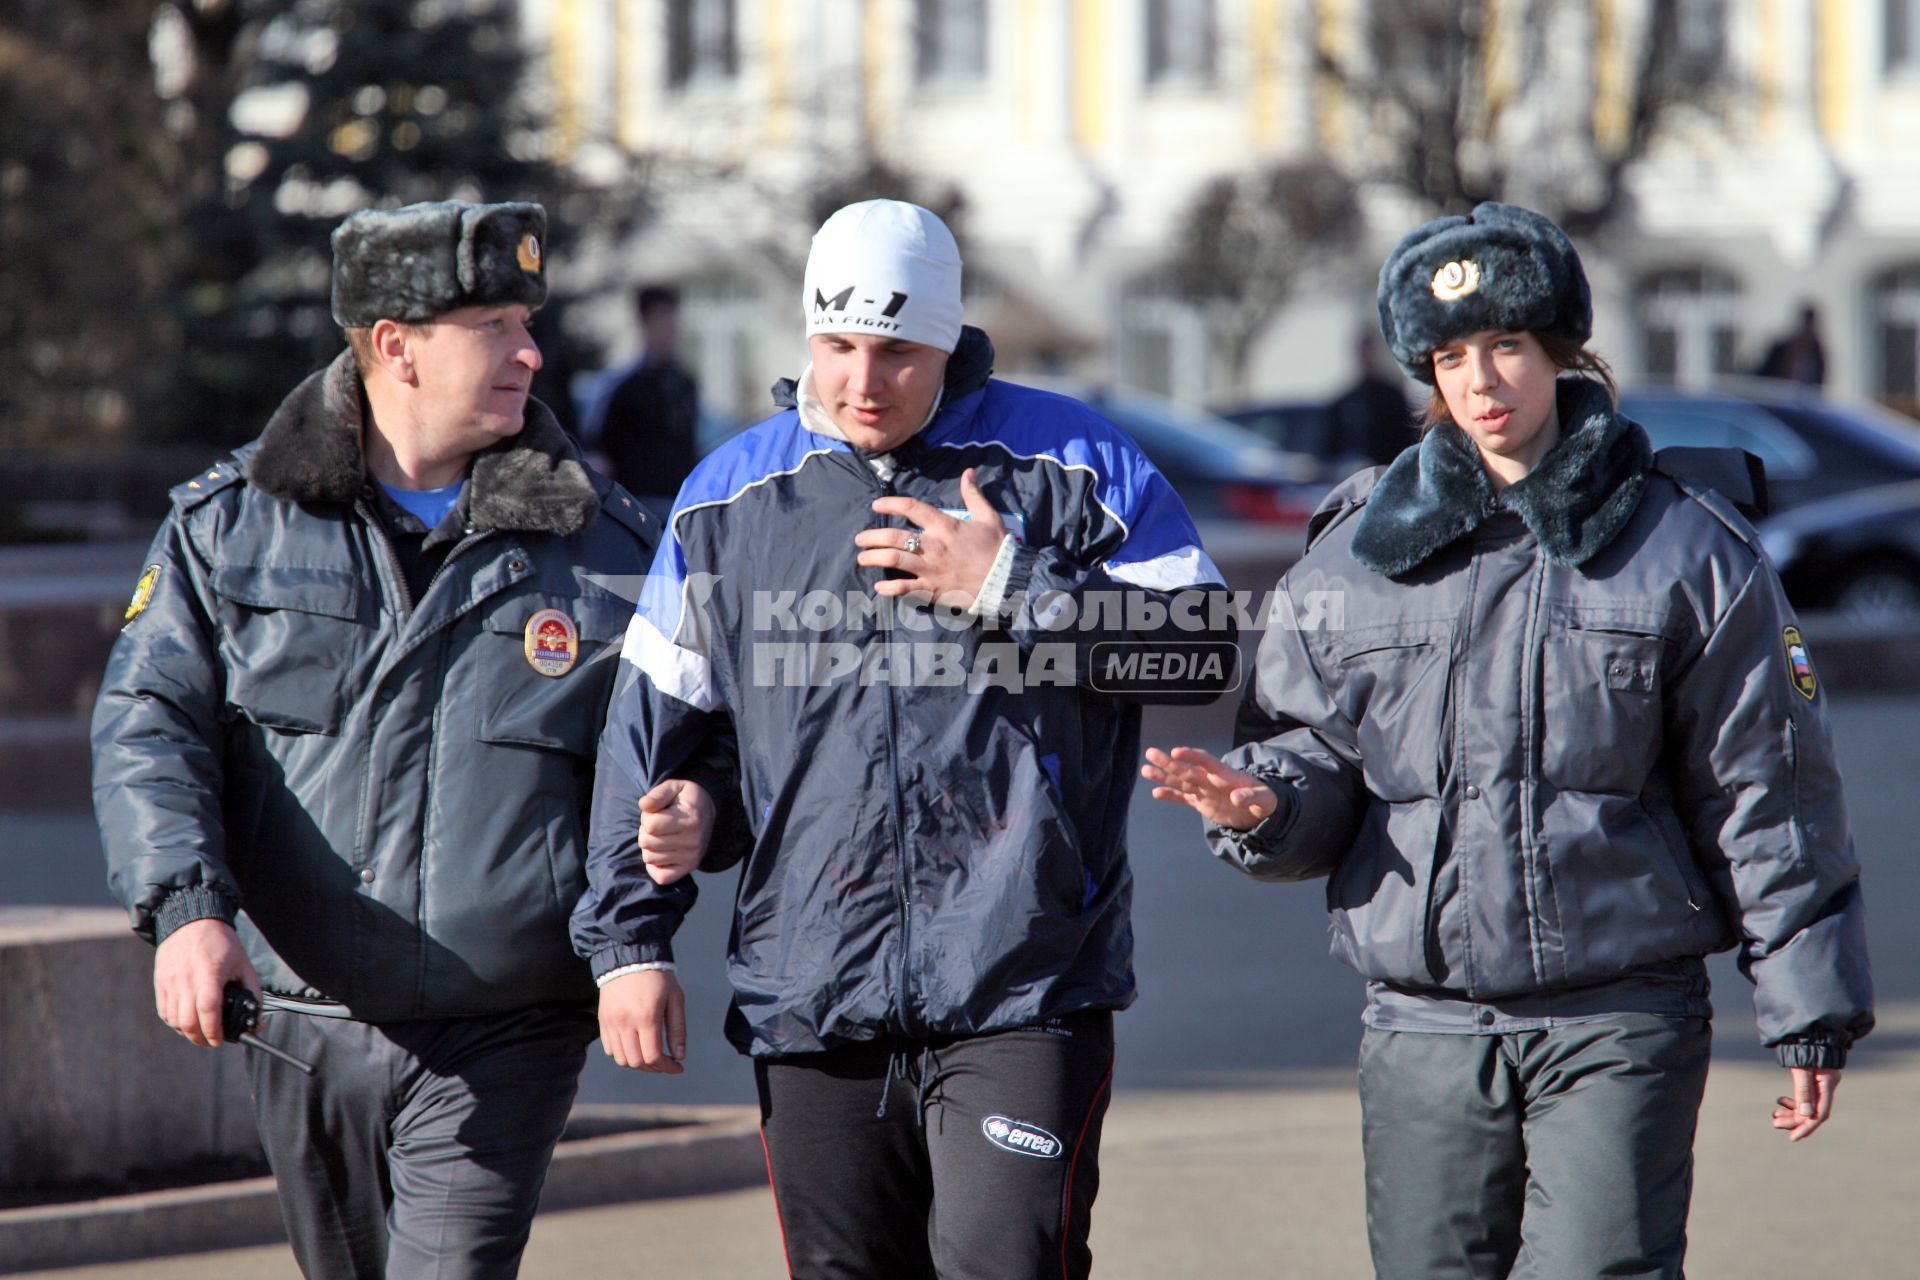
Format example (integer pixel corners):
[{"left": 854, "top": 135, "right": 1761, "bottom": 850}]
[
  {"left": 1350, "top": 375, "right": 1652, "bottom": 577},
  {"left": 246, "top": 348, "right": 600, "bottom": 536}
]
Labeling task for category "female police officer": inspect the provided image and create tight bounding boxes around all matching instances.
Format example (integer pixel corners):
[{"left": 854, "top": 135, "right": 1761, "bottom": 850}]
[{"left": 1145, "top": 202, "right": 1872, "bottom": 1278}]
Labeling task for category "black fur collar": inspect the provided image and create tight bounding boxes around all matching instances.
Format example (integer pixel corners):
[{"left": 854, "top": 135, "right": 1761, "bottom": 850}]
[
  {"left": 246, "top": 349, "right": 599, "bottom": 536},
  {"left": 1349, "top": 376, "right": 1652, "bottom": 577}
]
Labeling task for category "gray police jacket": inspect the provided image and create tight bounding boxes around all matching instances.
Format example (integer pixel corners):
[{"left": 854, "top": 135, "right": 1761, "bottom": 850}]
[
  {"left": 92, "top": 351, "right": 656, "bottom": 1022},
  {"left": 1211, "top": 377, "right": 1872, "bottom": 1066}
]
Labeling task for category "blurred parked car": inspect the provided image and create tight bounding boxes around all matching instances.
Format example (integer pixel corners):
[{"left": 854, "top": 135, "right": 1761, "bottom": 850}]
[
  {"left": 1619, "top": 380, "right": 1920, "bottom": 616},
  {"left": 1216, "top": 399, "right": 1406, "bottom": 486},
  {"left": 1621, "top": 379, "right": 1920, "bottom": 513},
  {"left": 1014, "top": 378, "right": 1328, "bottom": 525},
  {"left": 1757, "top": 481, "right": 1920, "bottom": 619}
]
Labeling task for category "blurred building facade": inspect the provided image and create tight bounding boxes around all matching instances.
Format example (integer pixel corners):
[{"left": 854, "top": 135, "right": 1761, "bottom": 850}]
[{"left": 520, "top": 0, "right": 1920, "bottom": 420}]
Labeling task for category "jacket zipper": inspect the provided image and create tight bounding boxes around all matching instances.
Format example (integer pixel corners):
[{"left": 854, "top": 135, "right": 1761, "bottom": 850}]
[
  {"left": 1517, "top": 551, "right": 1550, "bottom": 986},
  {"left": 867, "top": 463, "right": 920, "bottom": 1036},
  {"left": 359, "top": 497, "right": 417, "bottom": 619},
  {"left": 354, "top": 499, "right": 491, "bottom": 1017}
]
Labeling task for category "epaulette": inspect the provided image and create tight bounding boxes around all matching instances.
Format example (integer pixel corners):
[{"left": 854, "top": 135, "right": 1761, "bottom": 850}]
[
  {"left": 1306, "top": 466, "right": 1385, "bottom": 550},
  {"left": 168, "top": 456, "right": 248, "bottom": 510},
  {"left": 1650, "top": 447, "right": 1766, "bottom": 549},
  {"left": 594, "top": 475, "right": 660, "bottom": 550}
]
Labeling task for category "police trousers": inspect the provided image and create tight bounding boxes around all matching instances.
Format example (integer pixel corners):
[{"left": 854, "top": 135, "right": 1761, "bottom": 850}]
[
  {"left": 755, "top": 1011, "right": 1115, "bottom": 1280},
  {"left": 248, "top": 1005, "right": 595, "bottom": 1280},
  {"left": 1358, "top": 1014, "right": 1712, "bottom": 1280}
]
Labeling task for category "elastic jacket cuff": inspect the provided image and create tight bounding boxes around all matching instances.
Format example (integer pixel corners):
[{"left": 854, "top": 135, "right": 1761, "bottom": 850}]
[
  {"left": 596, "top": 961, "right": 677, "bottom": 988},
  {"left": 589, "top": 941, "right": 675, "bottom": 979},
  {"left": 967, "top": 534, "right": 1021, "bottom": 621},
  {"left": 153, "top": 884, "right": 240, "bottom": 946},
  {"left": 1776, "top": 1037, "right": 1850, "bottom": 1070}
]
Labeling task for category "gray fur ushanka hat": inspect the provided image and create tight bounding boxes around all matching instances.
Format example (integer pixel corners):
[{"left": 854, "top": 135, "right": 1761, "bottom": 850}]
[
  {"left": 1375, "top": 201, "right": 1591, "bottom": 383},
  {"left": 330, "top": 200, "right": 547, "bottom": 327}
]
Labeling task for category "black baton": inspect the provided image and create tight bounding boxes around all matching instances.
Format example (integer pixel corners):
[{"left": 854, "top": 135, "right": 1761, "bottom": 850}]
[{"left": 221, "top": 981, "right": 317, "bottom": 1075}]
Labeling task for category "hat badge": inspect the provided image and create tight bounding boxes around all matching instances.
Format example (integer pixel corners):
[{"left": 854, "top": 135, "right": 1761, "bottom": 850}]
[
  {"left": 517, "top": 233, "right": 542, "bottom": 272},
  {"left": 1431, "top": 258, "right": 1482, "bottom": 302}
]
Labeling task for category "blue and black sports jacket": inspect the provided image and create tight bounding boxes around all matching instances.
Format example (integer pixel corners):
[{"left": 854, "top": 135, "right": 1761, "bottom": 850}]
[{"left": 571, "top": 328, "right": 1237, "bottom": 1055}]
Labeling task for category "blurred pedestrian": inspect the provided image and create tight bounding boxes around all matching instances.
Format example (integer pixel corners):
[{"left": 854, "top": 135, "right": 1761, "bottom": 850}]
[
  {"left": 92, "top": 200, "right": 669, "bottom": 1279},
  {"left": 1754, "top": 302, "right": 1827, "bottom": 386},
  {"left": 1147, "top": 202, "right": 1872, "bottom": 1279},
  {"left": 529, "top": 302, "right": 585, "bottom": 438},
  {"left": 1328, "top": 330, "right": 1416, "bottom": 466},
  {"left": 585, "top": 283, "right": 701, "bottom": 515},
  {"left": 572, "top": 199, "right": 1236, "bottom": 1278}
]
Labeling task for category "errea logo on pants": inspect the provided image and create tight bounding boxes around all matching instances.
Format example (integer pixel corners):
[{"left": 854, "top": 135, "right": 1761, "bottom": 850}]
[{"left": 982, "top": 1116, "right": 1062, "bottom": 1159}]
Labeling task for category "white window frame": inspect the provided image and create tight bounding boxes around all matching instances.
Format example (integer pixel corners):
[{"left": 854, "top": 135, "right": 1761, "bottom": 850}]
[
  {"left": 1874, "top": 266, "right": 1920, "bottom": 403},
  {"left": 665, "top": 0, "right": 738, "bottom": 91},
  {"left": 913, "top": 0, "right": 990, "bottom": 89},
  {"left": 1635, "top": 267, "right": 1746, "bottom": 387},
  {"left": 1887, "top": 0, "right": 1920, "bottom": 76},
  {"left": 1144, "top": 0, "right": 1220, "bottom": 88}
]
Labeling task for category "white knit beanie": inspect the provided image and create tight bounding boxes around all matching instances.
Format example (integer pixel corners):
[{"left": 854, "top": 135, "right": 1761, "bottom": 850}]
[{"left": 802, "top": 200, "right": 963, "bottom": 353}]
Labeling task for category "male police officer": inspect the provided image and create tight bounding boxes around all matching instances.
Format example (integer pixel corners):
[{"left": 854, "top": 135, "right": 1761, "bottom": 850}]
[
  {"left": 93, "top": 201, "right": 657, "bottom": 1278},
  {"left": 572, "top": 201, "right": 1235, "bottom": 1278}
]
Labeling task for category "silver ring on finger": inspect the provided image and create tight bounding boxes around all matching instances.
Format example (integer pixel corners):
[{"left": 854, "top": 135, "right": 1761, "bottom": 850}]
[{"left": 903, "top": 532, "right": 923, "bottom": 555}]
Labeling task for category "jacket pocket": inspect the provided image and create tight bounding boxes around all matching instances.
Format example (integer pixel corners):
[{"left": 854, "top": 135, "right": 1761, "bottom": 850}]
[
  {"left": 212, "top": 564, "right": 363, "bottom": 734},
  {"left": 1333, "top": 624, "right": 1452, "bottom": 802},
  {"left": 477, "top": 594, "right": 633, "bottom": 756},
  {"left": 1539, "top": 623, "right": 1665, "bottom": 795}
]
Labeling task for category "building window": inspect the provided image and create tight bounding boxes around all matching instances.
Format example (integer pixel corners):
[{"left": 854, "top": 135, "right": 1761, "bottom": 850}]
[
  {"left": 667, "top": 0, "right": 737, "bottom": 89},
  {"left": 1635, "top": 267, "right": 1743, "bottom": 384},
  {"left": 678, "top": 270, "right": 765, "bottom": 425},
  {"left": 1888, "top": 0, "right": 1920, "bottom": 73},
  {"left": 1875, "top": 267, "right": 1920, "bottom": 414},
  {"left": 1146, "top": 0, "right": 1218, "bottom": 86},
  {"left": 914, "top": 0, "right": 988, "bottom": 86},
  {"left": 1675, "top": 0, "right": 1727, "bottom": 73},
  {"left": 1117, "top": 291, "right": 1210, "bottom": 405}
]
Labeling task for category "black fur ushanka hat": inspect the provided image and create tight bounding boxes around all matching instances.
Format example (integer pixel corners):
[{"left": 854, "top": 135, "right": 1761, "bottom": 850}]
[
  {"left": 1375, "top": 201, "right": 1592, "bottom": 384},
  {"left": 330, "top": 200, "right": 547, "bottom": 328}
]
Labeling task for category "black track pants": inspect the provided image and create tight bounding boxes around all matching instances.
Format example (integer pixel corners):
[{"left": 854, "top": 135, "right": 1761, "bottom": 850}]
[{"left": 755, "top": 1011, "right": 1115, "bottom": 1280}]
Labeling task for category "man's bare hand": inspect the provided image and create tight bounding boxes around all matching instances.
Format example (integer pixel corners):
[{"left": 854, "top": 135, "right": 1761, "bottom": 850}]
[
  {"left": 857, "top": 467, "right": 1006, "bottom": 608},
  {"left": 1772, "top": 1066, "right": 1842, "bottom": 1142},
  {"left": 638, "top": 778, "right": 715, "bottom": 886},
  {"left": 154, "top": 918, "right": 259, "bottom": 1047},
  {"left": 598, "top": 969, "right": 687, "bottom": 1073},
  {"left": 1141, "top": 746, "right": 1280, "bottom": 832}
]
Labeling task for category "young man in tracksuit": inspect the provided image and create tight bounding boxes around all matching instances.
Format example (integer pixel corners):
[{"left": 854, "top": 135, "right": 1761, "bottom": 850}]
[{"left": 570, "top": 200, "right": 1236, "bottom": 1277}]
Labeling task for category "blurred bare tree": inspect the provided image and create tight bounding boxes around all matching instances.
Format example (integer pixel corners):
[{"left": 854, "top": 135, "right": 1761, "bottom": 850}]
[
  {"left": 1165, "top": 159, "right": 1361, "bottom": 399},
  {"left": 2, "top": 0, "right": 633, "bottom": 457},
  {"left": 0, "top": 1, "right": 185, "bottom": 449},
  {"left": 1319, "top": 0, "right": 1729, "bottom": 233}
]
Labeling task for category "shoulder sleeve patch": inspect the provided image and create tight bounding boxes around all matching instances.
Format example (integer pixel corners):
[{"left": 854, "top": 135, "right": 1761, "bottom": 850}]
[
  {"left": 124, "top": 563, "right": 162, "bottom": 623},
  {"left": 1783, "top": 625, "right": 1819, "bottom": 701}
]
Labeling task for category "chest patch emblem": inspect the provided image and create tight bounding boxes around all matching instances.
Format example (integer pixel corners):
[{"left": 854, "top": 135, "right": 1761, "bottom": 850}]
[
  {"left": 524, "top": 609, "right": 578, "bottom": 677},
  {"left": 125, "top": 564, "right": 162, "bottom": 623},
  {"left": 981, "top": 1115, "right": 1063, "bottom": 1159},
  {"left": 1782, "top": 626, "right": 1817, "bottom": 701}
]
